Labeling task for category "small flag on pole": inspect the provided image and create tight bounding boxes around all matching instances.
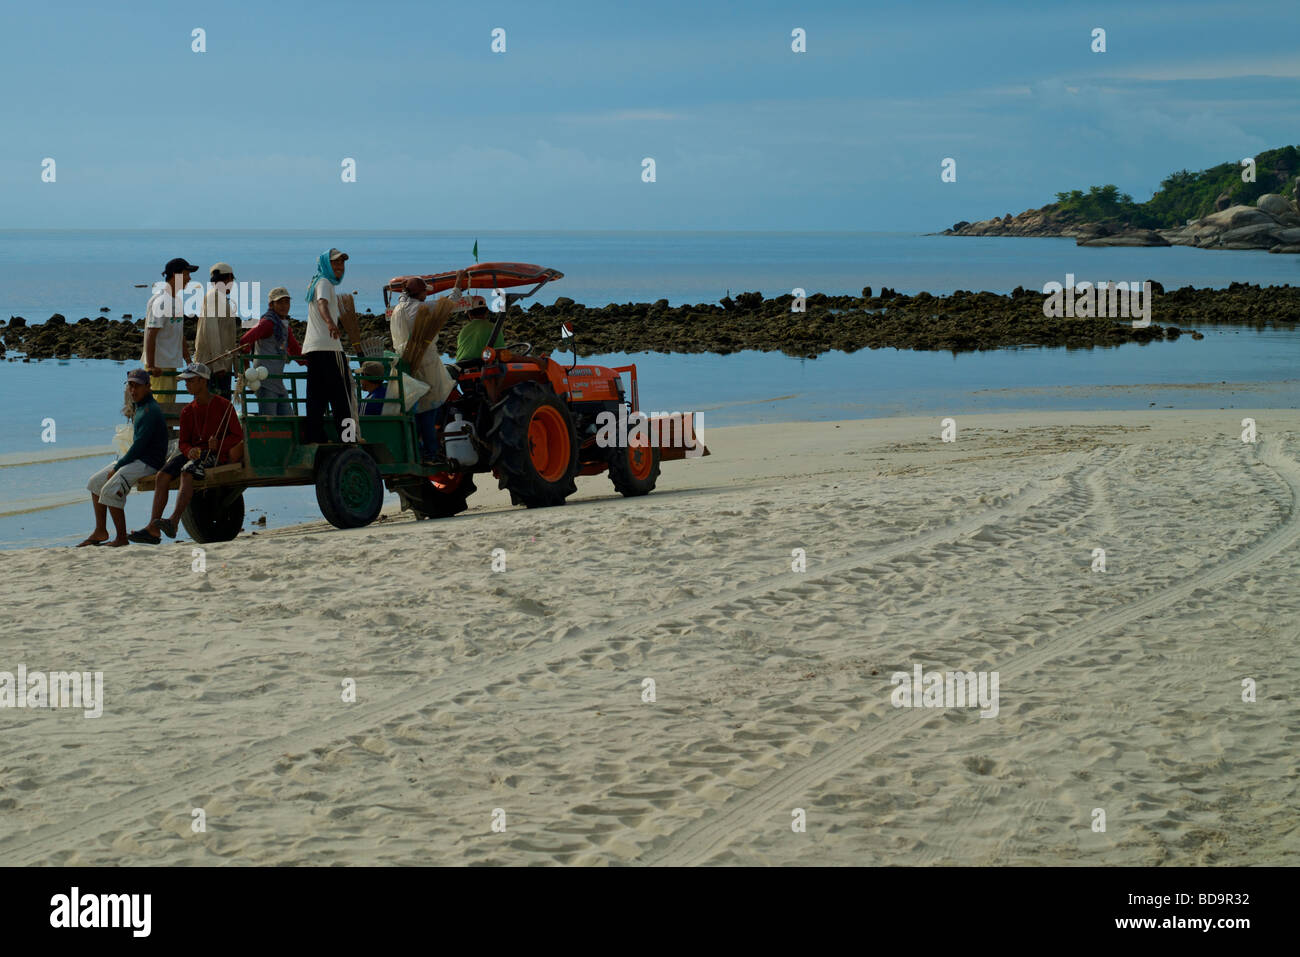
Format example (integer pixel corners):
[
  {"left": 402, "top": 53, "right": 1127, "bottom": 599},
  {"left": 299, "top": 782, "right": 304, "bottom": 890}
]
[{"left": 472, "top": 240, "right": 479, "bottom": 263}]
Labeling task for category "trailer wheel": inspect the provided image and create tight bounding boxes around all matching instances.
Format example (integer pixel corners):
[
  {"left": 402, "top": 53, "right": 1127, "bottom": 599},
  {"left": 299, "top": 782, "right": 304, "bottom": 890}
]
[
  {"left": 316, "top": 447, "right": 384, "bottom": 529},
  {"left": 607, "top": 416, "right": 661, "bottom": 496},
  {"left": 181, "top": 488, "right": 245, "bottom": 543},
  {"left": 490, "top": 382, "right": 578, "bottom": 507}
]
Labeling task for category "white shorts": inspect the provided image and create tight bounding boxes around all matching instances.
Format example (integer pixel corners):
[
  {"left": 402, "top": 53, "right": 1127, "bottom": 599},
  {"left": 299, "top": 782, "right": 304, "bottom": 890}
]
[{"left": 87, "top": 459, "right": 155, "bottom": 509}]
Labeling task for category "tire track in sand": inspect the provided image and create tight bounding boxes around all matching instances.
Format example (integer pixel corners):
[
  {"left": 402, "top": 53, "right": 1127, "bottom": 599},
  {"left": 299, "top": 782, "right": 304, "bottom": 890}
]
[
  {"left": 0, "top": 452, "right": 1099, "bottom": 863},
  {"left": 644, "top": 439, "right": 1298, "bottom": 865}
]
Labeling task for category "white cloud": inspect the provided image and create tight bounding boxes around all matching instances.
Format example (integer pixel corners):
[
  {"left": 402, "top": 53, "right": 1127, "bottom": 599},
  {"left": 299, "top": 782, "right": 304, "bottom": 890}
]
[
  {"left": 556, "top": 109, "right": 682, "bottom": 124},
  {"left": 1098, "top": 55, "right": 1300, "bottom": 81}
]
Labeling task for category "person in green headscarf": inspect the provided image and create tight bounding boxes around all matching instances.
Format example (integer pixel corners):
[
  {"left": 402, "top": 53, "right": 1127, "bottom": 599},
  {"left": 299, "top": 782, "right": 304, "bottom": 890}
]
[{"left": 301, "top": 248, "right": 355, "bottom": 443}]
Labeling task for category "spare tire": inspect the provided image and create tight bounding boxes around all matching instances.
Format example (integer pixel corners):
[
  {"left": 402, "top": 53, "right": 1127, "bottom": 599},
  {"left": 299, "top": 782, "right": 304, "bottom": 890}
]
[
  {"left": 399, "top": 472, "right": 477, "bottom": 520},
  {"left": 181, "top": 488, "right": 245, "bottom": 543}
]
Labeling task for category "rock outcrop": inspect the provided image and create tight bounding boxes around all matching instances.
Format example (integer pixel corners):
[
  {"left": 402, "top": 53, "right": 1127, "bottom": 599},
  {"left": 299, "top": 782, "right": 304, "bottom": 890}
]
[
  {"left": 1158, "top": 194, "right": 1300, "bottom": 252},
  {"left": 1077, "top": 229, "right": 1171, "bottom": 248},
  {"left": 947, "top": 192, "right": 1300, "bottom": 252},
  {"left": 945, "top": 205, "right": 1087, "bottom": 238}
]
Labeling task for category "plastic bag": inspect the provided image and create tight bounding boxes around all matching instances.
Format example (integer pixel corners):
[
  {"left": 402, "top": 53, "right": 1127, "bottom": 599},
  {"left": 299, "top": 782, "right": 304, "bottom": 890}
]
[{"left": 112, "top": 423, "right": 132, "bottom": 456}]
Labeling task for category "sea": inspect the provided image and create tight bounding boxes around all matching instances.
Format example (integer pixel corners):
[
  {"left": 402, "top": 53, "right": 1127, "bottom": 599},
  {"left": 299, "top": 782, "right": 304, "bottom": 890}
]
[{"left": 3, "top": 229, "right": 1299, "bottom": 549}]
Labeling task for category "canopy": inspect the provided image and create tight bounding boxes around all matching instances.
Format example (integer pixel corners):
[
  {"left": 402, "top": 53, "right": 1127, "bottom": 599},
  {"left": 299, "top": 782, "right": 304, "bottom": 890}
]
[{"left": 385, "top": 262, "right": 563, "bottom": 295}]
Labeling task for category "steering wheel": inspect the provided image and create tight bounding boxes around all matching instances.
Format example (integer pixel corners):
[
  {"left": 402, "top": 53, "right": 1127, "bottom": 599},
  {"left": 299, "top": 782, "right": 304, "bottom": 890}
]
[{"left": 505, "top": 342, "right": 532, "bottom": 356}]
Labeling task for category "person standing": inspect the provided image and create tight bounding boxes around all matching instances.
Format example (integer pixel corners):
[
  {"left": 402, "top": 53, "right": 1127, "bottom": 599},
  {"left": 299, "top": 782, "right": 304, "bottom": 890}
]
[
  {"left": 301, "top": 248, "right": 356, "bottom": 443},
  {"left": 239, "top": 286, "right": 303, "bottom": 415},
  {"left": 196, "top": 261, "right": 240, "bottom": 398},
  {"left": 389, "top": 276, "right": 455, "bottom": 459},
  {"left": 77, "top": 370, "right": 169, "bottom": 547},
  {"left": 142, "top": 257, "right": 198, "bottom": 410}
]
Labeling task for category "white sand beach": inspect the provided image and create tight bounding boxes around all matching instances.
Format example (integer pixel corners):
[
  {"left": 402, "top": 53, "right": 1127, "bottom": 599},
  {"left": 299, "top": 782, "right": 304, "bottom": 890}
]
[{"left": 1, "top": 409, "right": 1297, "bottom": 865}]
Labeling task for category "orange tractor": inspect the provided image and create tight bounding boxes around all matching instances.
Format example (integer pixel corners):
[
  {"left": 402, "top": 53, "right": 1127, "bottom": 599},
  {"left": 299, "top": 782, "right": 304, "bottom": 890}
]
[{"left": 381, "top": 262, "right": 707, "bottom": 519}]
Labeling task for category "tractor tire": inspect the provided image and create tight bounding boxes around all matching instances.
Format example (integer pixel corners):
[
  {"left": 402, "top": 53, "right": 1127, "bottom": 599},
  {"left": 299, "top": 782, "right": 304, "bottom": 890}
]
[
  {"left": 607, "top": 415, "right": 661, "bottom": 496},
  {"left": 315, "top": 447, "right": 384, "bottom": 529},
  {"left": 181, "top": 488, "right": 245, "bottom": 543},
  {"left": 401, "top": 473, "right": 477, "bottom": 520},
  {"left": 489, "top": 381, "right": 579, "bottom": 508}
]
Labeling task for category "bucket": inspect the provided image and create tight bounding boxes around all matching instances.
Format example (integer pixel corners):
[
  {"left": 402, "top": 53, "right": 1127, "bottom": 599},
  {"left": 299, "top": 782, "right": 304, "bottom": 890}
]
[{"left": 444, "top": 413, "right": 478, "bottom": 466}]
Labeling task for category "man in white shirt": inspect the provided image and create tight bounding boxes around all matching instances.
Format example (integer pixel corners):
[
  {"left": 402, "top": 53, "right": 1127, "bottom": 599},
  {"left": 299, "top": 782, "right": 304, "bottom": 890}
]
[
  {"left": 142, "top": 257, "right": 198, "bottom": 412},
  {"left": 389, "top": 276, "right": 457, "bottom": 459},
  {"left": 302, "top": 248, "right": 357, "bottom": 443}
]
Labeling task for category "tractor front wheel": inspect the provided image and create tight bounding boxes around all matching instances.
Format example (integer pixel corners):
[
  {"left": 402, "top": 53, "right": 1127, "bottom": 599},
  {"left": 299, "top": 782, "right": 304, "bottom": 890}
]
[
  {"left": 489, "top": 382, "right": 579, "bottom": 508},
  {"left": 316, "top": 447, "right": 384, "bottom": 529},
  {"left": 181, "top": 488, "right": 246, "bottom": 543}
]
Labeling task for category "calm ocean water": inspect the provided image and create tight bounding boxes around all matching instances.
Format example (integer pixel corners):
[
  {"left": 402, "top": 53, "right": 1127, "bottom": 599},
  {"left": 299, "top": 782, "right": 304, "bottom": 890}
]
[
  {"left": 3, "top": 230, "right": 1299, "bottom": 549},
  {"left": 3, "top": 229, "right": 1300, "bottom": 320}
]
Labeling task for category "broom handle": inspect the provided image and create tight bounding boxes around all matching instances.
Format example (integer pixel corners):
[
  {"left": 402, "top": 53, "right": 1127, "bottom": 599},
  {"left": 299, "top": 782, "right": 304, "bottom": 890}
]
[{"left": 337, "top": 350, "right": 360, "bottom": 438}]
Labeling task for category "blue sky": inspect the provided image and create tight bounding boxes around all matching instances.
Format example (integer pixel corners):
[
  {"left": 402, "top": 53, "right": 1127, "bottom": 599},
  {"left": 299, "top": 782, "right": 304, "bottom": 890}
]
[{"left": 1, "top": 0, "right": 1298, "bottom": 230}]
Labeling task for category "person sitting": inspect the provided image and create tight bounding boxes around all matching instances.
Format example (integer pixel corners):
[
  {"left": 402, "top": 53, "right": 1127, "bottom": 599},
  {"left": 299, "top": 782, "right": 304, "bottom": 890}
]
[
  {"left": 77, "top": 369, "right": 169, "bottom": 547},
  {"left": 129, "top": 362, "right": 244, "bottom": 544},
  {"left": 454, "top": 295, "right": 505, "bottom": 362},
  {"left": 359, "top": 360, "right": 399, "bottom": 414}
]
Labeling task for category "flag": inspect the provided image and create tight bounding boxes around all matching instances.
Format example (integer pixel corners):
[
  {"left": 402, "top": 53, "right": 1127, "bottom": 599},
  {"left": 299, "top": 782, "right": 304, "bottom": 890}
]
[{"left": 472, "top": 240, "right": 479, "bottom": 263}]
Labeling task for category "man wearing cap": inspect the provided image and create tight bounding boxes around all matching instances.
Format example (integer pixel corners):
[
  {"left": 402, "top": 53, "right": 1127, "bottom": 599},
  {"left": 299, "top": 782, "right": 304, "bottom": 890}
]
[
  {"left": 77, "top": 369, "right": 169, "bottom": 547},
  {"left": 302, "top": 248, "right": 357, "bottom": 443},
  {"left": 196, "top": 262, "right": 240, "bottom": 399},
  {"left": 454, "top": 294, "right": 505, "bottom": 362},
  {"left": 389, "top": 276, "right": 455, "bottom": 458},
  {"left": 143, "top": 257, "right": 199, "bottom": 411},
  {"left": 129, "top": 362, "right": 244, "bottom": 544},
  {"left": 240, "top": 286, "right": 303, "bottom": 415},
  {"left": 360, "top": 360, "right": 399, "bottom": 415}
]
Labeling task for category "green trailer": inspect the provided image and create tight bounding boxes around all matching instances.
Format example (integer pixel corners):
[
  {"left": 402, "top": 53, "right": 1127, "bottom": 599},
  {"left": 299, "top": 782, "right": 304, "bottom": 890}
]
[{"left": 139, "top": 352, "right": 437, "bottom": 542}]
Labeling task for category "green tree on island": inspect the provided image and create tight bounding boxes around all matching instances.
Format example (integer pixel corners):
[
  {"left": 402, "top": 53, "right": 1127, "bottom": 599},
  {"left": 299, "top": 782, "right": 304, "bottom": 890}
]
[{"left": 1047, "top": 145, "right": 1300, "bottom": 229}]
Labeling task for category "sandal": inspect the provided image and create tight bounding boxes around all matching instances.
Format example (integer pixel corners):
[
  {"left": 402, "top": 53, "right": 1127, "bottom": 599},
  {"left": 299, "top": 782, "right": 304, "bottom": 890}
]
[
  {"left": 126, "top": 528, "right": 161, "bottom": 545},
  {"left": 159, "top": 517, "right": 179, "bottom": 539},
  {"left": 75, "top": 536, "right": 108, "bottom": 548}
]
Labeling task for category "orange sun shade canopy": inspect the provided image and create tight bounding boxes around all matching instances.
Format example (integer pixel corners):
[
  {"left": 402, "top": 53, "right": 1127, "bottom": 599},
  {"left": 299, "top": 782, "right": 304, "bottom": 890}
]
[{"left": 385, "top": 262, "right": 563, "bottom": 295}]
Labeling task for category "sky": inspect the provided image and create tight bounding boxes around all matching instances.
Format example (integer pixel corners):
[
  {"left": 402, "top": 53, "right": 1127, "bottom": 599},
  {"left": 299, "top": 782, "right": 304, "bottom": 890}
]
[{"left": 1, "top": 0, "right": 1298, "bottom": 230}]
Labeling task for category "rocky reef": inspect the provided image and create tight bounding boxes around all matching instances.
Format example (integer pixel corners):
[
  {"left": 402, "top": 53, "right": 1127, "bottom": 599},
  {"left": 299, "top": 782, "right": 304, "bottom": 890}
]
[{"left": 7, "top": 282, "right": 1300, "bottom": 360}]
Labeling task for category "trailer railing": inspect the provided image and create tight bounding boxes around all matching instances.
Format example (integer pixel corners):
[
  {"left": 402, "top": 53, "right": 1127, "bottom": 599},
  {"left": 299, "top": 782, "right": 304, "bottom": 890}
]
[{"left": 232, "top": 352, "right": 410, "bottom": 416}]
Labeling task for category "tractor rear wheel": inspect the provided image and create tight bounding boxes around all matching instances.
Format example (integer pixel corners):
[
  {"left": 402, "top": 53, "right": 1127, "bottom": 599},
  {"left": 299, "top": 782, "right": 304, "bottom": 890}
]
[
  {"left": 607, "top": 414, "right": 661, "bottom": 496},
  {"left": 315, "top": 447, "right": 384, "bottom": 529},
  {"left": 181, "top": 488, "right": 245, "bottom": 543},
  {"left": 400, "top": 472, "right": 477, "bottom": 520},
  {"left": 489, "top": 381, "right": 579, "bottom": 507}
]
